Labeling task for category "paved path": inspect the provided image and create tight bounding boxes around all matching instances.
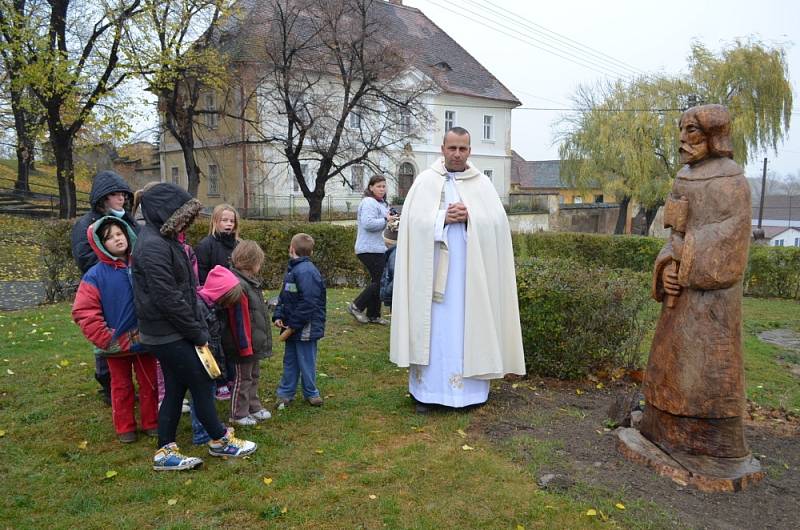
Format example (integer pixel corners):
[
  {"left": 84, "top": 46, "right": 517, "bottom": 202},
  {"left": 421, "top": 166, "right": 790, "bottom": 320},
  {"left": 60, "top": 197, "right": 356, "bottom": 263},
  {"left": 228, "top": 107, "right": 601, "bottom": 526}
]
[{"left": 0, "top": 280, "right": 45, "bottom": 310}]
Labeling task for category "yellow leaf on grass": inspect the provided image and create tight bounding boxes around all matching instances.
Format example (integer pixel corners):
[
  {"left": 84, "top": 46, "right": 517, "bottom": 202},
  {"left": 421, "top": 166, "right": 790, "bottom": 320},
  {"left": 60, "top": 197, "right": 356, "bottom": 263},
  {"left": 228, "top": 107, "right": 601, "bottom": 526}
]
[
  {"left": 281, "top": 506, "right": 288, "bottom": 514},
  {"left": 167, "top": 499, "right": 177, "bottom": 506},
  {"left": 78, "top": 440, "right": 88, "bottom": 449},
  {"left": 263, "top": 477, "right": 273, "bottom": 485},
  {"left": 596, "top": 383, "right": 604, "bottom": 389},
  {"left": 105, "top": 470, "right": 118, "bottom": 479},
  {"left": 586, "top": 509, "right": 597, "bottom": 516},
  {"left": 315, "top": 449, "right": 324, "bottom": 454},
  {"left": 516, "top": 525, "right": 525, "bottom": 530},
  {"left": 456, "top": 429, "right": 467, "bottom": 438},
  {"left": 6, "top": 369, "right": 14, "bottom": 375},
  {"left": 0, "top": 430, "right": 6, "bottom": 437},
  {"left": 461, "top": 444, "right": 474, "bottom": 451},
  {"left": 59, "top": 359, "right": 70, "bottom": 367},
  {"left": 369, "top": 494, "right": 377, "bottom": 500},
  {"left": 575, "top": 389, "right": 584, "bottom": 395},
  {"left": 615, "top": 503, "right": 626, "bottom": 510},
  {"left": 512, "top": 383, "right": 519, "bottom": 389},
  {"left": 184, "top": 479, "right": 193, "bottom": 486}
]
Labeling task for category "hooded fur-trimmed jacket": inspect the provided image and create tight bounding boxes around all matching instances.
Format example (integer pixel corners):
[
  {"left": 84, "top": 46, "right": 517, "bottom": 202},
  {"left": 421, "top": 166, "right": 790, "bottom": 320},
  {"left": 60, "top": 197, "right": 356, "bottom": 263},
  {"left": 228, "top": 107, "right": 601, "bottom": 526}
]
[
  {"left": 70, "top": 170, "right": 138, "bottom": 274},
  {"left": 72, "top": 217, "right": 143, "bottom": 357},
  {"left": 131, "top": 183, "right": 206, "bottom": 346}
]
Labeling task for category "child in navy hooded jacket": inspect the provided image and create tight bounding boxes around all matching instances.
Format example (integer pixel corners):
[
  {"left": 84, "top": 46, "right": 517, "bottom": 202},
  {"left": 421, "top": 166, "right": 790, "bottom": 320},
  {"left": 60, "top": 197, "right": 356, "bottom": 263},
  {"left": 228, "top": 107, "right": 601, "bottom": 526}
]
[
  {"left": 72, "top": 216, "right": 158, "bottom": 443},
  {"left": 273, "top": 233, "right": 326, "bottom": 407}
]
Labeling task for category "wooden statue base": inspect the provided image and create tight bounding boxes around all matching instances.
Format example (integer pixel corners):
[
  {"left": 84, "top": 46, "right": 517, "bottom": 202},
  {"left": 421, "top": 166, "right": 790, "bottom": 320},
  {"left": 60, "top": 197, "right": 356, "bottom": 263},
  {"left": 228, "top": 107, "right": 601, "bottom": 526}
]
[{"left": 616, "top": 428, "right": 765, "bottom": 492}]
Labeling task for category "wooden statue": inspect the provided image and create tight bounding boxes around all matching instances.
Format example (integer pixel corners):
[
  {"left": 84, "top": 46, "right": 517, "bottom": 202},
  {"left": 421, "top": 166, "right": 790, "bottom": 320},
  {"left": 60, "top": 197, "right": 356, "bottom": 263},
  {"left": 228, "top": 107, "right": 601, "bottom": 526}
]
[{"left": 617, "top": 104, "right": 764, "bottom": 491}]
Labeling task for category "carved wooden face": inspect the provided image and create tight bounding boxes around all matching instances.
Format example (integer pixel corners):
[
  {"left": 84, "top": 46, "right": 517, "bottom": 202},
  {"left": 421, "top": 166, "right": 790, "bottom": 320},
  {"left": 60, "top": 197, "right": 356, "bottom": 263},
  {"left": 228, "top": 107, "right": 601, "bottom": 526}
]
[{"left": 679, "top": 114, "right": 709, "bottom": 165}]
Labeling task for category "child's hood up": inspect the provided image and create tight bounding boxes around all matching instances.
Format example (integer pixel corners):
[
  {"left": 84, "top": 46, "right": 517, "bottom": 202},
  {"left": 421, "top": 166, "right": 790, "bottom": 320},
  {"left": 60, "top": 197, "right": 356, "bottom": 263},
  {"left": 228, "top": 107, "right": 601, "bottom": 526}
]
[
  {"left": 198, "top": 265, "right": 240, "bottom": 305},
  {"left": 86, "top": 216, "right": 137, "bottom": 267}
]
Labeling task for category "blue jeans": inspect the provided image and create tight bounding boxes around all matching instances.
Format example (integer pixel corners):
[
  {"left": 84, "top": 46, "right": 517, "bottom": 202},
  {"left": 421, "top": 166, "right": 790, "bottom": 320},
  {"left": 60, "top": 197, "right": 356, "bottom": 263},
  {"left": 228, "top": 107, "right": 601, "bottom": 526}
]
[
  {"left": 190, "top": 383, "right": 216, "bottom": 445},
  {"left": 277, "top": 340, "right": 320, "bottom": 400}
]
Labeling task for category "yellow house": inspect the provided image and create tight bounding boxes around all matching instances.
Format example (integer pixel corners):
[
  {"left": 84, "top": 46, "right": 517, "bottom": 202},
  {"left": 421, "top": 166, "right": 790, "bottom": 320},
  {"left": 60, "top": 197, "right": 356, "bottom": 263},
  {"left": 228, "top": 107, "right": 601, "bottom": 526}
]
[{"left": 510, "top": 152, "right": 609, "bottom": 205}]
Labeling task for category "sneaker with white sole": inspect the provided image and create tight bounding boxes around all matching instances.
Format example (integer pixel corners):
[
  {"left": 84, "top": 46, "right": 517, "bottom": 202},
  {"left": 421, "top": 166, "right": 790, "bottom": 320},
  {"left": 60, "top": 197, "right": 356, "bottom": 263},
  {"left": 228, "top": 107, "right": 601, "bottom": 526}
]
[
  {"left": 208, "top": 428, "right": 257, "bottom": 458},
  {"left": 231, "top": 415, "right": 257, "bottom": 426},
  {"left": 347, "top": 302, "right": 369, "bottom": 324},
  {"left": 251, "top": 409, "right": 272, "bottom": 421},
  {"left": 153, "top": 443, "right": 203, "bottom": 471}
]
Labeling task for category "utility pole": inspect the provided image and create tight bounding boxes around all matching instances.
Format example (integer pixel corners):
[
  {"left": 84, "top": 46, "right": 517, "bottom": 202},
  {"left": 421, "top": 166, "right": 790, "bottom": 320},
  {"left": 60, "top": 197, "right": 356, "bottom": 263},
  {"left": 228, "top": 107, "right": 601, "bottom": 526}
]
[{"left": 753, "top": 157, "right": 768, "bottom": 240}]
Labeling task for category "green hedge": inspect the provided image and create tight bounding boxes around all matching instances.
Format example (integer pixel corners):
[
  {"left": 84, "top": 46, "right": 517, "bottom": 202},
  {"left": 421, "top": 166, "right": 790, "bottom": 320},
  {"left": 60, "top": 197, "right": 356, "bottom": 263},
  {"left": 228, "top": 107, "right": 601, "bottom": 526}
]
[
  {"left": 512, "top": 231, "right": 663, "bottom": 272},
  {"left": 744, "top": 245, "right": 800, "bottom": 299},
  {"left": 186, "top": 219, "right": 365, "bottom": 288},
  {"left": 516, "top": 257, "right": 656, "bottom": 379}
]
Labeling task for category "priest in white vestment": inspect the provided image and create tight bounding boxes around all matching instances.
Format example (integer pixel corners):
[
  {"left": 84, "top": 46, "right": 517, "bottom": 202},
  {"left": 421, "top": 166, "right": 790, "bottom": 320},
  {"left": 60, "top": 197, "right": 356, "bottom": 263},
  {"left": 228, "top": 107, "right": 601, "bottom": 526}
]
[{"left": 389, "top": 127, "right": 525, "bottom": 411}]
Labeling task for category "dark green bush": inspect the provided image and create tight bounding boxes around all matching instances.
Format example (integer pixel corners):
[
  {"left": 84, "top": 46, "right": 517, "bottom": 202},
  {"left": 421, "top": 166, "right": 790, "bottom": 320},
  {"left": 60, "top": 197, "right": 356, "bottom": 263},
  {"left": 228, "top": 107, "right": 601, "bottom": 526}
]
[
  {"left": 186, "top": 219, "right": 365, "bottom": 289},
  {"left": 745, "top": 245, "right": 800, "bottom": 299},
  {"left": 512, "top": 232, "right": 663, "bottom": 272},
  {"left": 516, "top": 257, "right": 656, "bottom": 379}
]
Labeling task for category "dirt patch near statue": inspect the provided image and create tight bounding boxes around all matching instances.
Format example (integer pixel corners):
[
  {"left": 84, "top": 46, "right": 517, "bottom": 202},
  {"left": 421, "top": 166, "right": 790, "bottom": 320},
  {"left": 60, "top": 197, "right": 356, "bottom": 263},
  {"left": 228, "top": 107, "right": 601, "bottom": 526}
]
[{"left": 472, "top": 379, "right": 799, "bottom": 529}]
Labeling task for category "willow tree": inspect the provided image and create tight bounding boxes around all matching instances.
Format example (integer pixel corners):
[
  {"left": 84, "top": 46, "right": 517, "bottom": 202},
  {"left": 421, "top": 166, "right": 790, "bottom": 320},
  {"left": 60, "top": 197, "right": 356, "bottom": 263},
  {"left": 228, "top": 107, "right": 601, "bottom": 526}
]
[
  {"left": 125, "top": 0, "right": 231, "bottom": 197},
  {"left": 559, "top": 40, "right": 793, "bottom": 234}
]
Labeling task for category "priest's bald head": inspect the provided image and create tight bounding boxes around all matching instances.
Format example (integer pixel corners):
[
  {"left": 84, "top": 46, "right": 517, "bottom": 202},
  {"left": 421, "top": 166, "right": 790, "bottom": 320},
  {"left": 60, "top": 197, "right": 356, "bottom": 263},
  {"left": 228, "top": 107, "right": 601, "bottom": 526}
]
[{"left": 441, "top": 127, "right": 471, "bottom": 173}]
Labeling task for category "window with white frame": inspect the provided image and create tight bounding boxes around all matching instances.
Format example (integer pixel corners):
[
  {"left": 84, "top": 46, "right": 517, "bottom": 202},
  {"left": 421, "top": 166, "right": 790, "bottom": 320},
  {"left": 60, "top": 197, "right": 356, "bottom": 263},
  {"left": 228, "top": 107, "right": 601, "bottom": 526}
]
[
  {"left": 773, "top": 239, "right": 784, "bottom": 246},
  {"left": 399, "top": 111, "right": 412, "bottom": 135},
  {"left": 483, "top": 115, "right": 494, "bottom": 140},
  {"left": 444, "top": 110, "right": 456, "bottom": 131},
  {"left": 484, "top": 169, "right": 493, "bottom": 181},
  {"left": 573, "top": 196, "right": 583, "bottom": 204},
  {"left": 204, "top": 93, "right": 218, "bottom": 128},
  {"left": 795, "top": 237, "right": 800, "bottom": 247},
  {"left": 351, "top": 165, "right": 364, "bottom": 193},
  {"left": 171, "top": 166, "right": 179, "bottom": 185},
  {"left": 208, "top": 164, "right": 219, "bottom": 196},
  {"left": 349, "top": 112, "right": 361, "bottom": 129},
  {"left": 293, "top": 164, "right": 309, "bottom": 193}
]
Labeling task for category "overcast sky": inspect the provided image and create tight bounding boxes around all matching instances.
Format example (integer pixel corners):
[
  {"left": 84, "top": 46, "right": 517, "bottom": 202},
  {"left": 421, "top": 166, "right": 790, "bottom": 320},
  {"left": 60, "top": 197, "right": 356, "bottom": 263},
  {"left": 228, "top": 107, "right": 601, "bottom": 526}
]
[{"left": 404, "top": 0, "right": 800, "bottom": 179}]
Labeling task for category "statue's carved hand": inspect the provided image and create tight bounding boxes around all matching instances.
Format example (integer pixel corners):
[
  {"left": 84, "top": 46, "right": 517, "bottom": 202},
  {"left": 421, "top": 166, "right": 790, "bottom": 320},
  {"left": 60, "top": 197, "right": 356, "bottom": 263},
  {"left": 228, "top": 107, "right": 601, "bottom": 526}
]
[{"left": 662, "top": 261, "right": 681, "bottom": 296}]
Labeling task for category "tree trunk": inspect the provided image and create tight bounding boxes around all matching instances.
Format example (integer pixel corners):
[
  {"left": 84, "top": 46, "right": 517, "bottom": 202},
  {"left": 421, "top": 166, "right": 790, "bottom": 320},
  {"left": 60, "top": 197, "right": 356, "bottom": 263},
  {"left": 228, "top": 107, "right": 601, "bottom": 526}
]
[
  {"left": 10, "top": 87, "right": 34, "bottom": 193},
  {"left": 51, "top": 134, "right": 77, "bottom": 218},
  {"left": 643, "top": 205, "right": 660, "bottom": 236},
  {"left": 614, "top": 196, "right": 631, "bottom": 234},
  {"left": 181, "top": 137, "right": 201, "bottom": 197},
  {"left": 307, "top": 190, "right": 324, "bottom": 222}
]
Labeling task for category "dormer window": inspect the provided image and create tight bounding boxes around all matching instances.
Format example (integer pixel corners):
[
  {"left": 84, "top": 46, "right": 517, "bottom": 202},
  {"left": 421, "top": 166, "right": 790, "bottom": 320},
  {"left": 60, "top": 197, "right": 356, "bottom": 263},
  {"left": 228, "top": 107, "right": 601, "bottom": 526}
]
[{"left": 434, "top": 61, "right": 452, "bottom": 71}]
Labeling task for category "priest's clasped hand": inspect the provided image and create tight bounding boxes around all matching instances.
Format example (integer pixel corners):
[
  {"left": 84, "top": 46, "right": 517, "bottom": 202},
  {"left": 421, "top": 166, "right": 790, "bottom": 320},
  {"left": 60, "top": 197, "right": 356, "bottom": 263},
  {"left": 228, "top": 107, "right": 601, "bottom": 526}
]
[{"left": 445, "top": 202, "right": 468, "bottom": 224}]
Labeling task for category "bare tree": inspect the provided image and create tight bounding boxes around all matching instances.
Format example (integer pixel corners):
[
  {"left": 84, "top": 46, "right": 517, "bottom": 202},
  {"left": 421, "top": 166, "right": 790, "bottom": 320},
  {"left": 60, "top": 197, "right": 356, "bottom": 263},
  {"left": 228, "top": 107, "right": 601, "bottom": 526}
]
[{"left": 235, "top": 0, "right": 432, "bottom": 221}]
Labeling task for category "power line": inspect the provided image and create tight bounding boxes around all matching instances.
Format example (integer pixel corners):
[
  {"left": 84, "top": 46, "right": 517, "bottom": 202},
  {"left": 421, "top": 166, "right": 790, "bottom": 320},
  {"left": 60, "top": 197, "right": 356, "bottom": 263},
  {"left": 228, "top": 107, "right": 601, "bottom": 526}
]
[
  {"left": 465, "top": 0, "right": 644, "bottom": 77},
  {"left": 424, "top": 0, "right": 634, "bottom": 80}
]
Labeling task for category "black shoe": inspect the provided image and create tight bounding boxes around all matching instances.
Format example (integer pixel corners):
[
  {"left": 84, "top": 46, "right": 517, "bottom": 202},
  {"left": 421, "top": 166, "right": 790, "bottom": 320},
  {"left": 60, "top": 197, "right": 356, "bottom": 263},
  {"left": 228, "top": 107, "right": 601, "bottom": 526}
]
[
  {"left": 415, "top": 403, "right": 430, "bottom": 414},
  {"left": 95, "top": 373, "right": 112, "bottom": 406}
]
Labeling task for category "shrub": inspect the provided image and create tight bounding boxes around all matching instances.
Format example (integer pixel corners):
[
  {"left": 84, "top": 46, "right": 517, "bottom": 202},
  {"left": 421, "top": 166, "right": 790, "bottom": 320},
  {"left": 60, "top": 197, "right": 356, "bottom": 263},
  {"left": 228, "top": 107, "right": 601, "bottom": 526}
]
[
  {"left": 516, "top": 257, "right": 656, "bottom": 379},
  {"left": 512, "top": 232, "right": 663, "bottom": 272},
  {"left": 186, "top": 219, "right": 365, "bottom": 289},
  {"left": 745, "top": 245, "right": 800, "bottom": 299},
  {"left": 38, "top": 220, "right": 81, "bottom": 302}
]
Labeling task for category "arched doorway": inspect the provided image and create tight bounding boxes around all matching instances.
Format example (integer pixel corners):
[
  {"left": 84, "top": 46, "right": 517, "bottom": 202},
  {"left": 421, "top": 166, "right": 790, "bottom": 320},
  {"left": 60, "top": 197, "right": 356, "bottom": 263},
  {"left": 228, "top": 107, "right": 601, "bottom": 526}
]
[{"left": 398, "top": 162, "right": 415, "bottom": 199}]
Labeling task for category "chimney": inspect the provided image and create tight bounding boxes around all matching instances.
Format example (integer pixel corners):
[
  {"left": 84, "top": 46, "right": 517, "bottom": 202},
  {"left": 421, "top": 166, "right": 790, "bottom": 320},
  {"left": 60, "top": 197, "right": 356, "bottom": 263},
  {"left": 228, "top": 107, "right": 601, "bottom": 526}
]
[{"left": 388, "top": 0, "right": 403, "bottom": 5}]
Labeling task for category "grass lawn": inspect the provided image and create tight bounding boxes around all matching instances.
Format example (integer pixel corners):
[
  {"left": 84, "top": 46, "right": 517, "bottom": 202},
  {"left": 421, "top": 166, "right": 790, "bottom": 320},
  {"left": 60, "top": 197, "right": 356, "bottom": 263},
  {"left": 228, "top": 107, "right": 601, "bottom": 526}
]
[{"left": 0, "top": 290, "right": 797, "bottom": 528}]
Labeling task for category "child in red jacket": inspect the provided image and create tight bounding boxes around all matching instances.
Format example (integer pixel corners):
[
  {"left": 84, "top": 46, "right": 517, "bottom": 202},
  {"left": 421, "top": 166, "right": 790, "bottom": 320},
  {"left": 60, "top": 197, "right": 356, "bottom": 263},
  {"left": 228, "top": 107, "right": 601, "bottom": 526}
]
[{"left": 72, "top": 216, "right": 158, "bottom": 443}]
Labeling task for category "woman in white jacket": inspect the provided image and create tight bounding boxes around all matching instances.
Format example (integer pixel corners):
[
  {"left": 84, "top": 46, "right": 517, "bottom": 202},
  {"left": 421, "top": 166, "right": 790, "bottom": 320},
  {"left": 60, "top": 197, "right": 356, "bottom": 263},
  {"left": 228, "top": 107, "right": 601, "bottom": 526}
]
[{"left": 348, "top": 175, "right": 398, "bottom": 325}]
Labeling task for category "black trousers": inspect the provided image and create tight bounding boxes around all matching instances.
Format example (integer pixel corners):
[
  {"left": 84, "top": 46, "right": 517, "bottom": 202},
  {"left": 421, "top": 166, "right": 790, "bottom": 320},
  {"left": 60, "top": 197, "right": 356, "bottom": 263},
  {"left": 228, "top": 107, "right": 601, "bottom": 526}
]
[
  {"left": 150, "top": 338, "right": 226, "bottom": 448},
  {"left": 353, "top": 252, "right": 386, "bottom": 319}
]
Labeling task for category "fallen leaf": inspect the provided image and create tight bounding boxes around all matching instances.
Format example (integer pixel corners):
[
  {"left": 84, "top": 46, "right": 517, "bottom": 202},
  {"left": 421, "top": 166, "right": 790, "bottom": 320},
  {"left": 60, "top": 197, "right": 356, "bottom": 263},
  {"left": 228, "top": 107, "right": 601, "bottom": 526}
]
[
  {"left": 315, "top": 449, "right": 324, "bottom": 454},
  {"left": 596, "top": 382, "right": 604, "bottom": 390},
  {"left": 167, "top": 499, "right": 177, "bottom": 506},
  {"left": 104, "top": 470, "right": 118, "bottom": 479},
  {"left": 456, "top": 429, "right": 467, "bottom": 438},
  {"left": 6, "top": 369, "right": 14, "bottom": 375},
  {"left": 516, "top": 525, "right": 525, "bottom": 530},
  {"left": 263, "top": 477, "right": 273, "bottom": 485},
  {"left": 318, "top": 372, "right": 328, "bottom": 378},
  {"left": 586, "top": 509, "right": 597, "bottom": 516},
  {"left": 78, "top": 440, "right": 88, "bottom": 449},
  {"left": 512, "top": 383, "right": 519, "bottom": 389},
  {"left": 615, "top": 503, "right": 625, "bottom": 510},
  {"left": 0, "top": 430, "right": 5, "bottom": 437},
  {"left": 59, "top": 359, "right": 69, "bottom": 367},
  {"left": 575, "top": 389, "right": 584, "bottom": 395},
  {"left": 281, "top": 506, "right": 288, "bottom": 514},
  {"left": 461, "top": 444, "right": 474, "bottom": 451},
  {"left": 184, "top": 479, "right": 193, "bottom": 486},
  {"left": 369, "top": 494, "right": 377, "bottom": 500}
]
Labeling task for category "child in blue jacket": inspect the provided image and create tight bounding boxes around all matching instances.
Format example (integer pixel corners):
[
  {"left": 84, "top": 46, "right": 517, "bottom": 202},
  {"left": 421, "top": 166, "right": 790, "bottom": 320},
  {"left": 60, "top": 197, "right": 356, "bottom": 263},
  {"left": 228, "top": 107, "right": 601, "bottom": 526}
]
[{"left": 273, "top": 233, "right": 327, "bottom": 407}]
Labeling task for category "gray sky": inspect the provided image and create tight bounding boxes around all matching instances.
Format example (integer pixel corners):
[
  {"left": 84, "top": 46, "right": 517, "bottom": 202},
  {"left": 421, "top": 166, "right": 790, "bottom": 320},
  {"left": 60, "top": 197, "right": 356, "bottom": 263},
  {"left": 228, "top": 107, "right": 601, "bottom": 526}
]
[{"left": 404, "top": 0, "right": 800, "bottom": 179}]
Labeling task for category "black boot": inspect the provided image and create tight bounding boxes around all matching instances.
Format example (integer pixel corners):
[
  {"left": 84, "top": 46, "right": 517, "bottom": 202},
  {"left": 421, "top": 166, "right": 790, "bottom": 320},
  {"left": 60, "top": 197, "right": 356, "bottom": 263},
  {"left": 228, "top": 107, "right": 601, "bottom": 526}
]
[{"left": 95, "top": 373, "right": 112, "bottom": 406}]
